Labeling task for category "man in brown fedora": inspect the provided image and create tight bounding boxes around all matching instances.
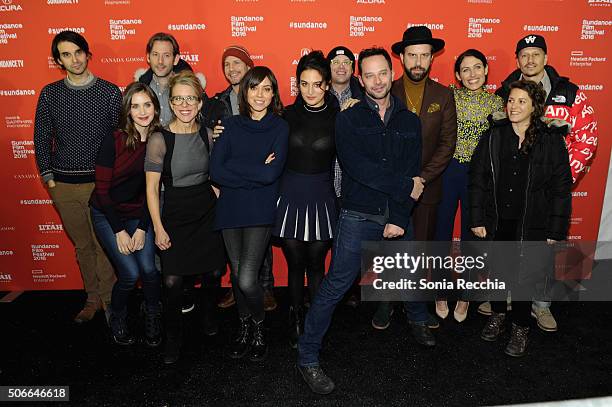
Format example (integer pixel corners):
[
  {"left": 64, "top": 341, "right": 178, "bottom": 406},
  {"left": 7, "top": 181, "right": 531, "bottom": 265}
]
[{"left": 371, "top": 25, "right": 457, "bottom": 331}]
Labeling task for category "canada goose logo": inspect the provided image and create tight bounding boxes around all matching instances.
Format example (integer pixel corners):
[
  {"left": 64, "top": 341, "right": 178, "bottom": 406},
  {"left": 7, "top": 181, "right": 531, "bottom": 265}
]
[{"left": 525, "top": 36, "right": 537, "bottom": 44}]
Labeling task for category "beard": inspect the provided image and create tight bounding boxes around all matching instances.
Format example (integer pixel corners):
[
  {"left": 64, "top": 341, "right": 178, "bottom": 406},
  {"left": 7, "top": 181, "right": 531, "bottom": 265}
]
[
  {"left": 365, "top": 83, "right": 391, "bottom": 101},
  {"left": 404, "top": 64, "right": 430, "bottom": 82}
]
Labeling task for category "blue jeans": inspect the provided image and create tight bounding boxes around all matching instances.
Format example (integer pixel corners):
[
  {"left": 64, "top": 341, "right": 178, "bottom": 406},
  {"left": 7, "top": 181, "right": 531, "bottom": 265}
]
[
  {"left": 91, "top": 207, "right": 160, "bottom": 317},
  {"left": 298, "top": 209, "right": 428, "bottom": 367}
]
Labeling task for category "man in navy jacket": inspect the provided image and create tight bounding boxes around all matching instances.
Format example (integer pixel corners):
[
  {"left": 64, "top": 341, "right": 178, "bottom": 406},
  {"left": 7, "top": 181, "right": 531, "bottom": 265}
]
[{"left": 297, "top": 47, "right": 426, "bottom": 395}]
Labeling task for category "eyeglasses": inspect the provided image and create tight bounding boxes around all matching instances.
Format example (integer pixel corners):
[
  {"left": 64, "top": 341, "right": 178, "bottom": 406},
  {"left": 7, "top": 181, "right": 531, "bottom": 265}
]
[
  {"left": 170, "top": 95, "right": 200, "bottom": 106},
  {"left": 331, "top": 60, "right": 353, "bottom": 67}
]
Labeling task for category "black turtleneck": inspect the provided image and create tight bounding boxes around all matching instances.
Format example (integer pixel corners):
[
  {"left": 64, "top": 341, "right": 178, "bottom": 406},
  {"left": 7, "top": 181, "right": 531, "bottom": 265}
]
[{"left": 283, "top": 93, "right": 339, "bottom": 174}]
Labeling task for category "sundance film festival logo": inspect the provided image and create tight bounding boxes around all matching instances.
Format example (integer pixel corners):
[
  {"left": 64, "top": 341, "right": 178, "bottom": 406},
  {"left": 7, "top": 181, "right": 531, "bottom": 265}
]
[
  {"left": 32, "top": 244, "right": 59, "bottom": 261},
  {"left": 570, "top": 50, "right": 607, "bottom": 67},
  {"left": 350, "top": 15, "right": 382, "bottom": 37},
  {"left": 0, "top": 23, "right": 22, "bottom": 45},
  {"left": 581, "top": 19, "right": 610, "bottom": 40},
  {"left": 5, "top": 115, "right": 32, "bottom": 128},
  {"left": 467, "top": 17, "right": 500, "bottom": 38},
  {"left": 230, "top": 15, "right": 263, "bottom": 37},
  {"left": 38, "top": 222, "right": 63, "bottom": 233},
  {"left": 167, "top": 23, "right": 206, "bottom": 31},
  {"left": 11, "top": 140, "right": 34, "bottom": 158},
  {"left": 109, "top": 18, "right": 141, "bottom": 41},
  {"left": 0, "top": 0, "right": 22, "bottom": 12}
]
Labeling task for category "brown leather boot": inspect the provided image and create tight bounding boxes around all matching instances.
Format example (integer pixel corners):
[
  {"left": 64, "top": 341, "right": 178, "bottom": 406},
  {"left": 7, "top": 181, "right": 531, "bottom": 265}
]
[
  {"left": 74, "top": 299, "right": 102, "bottom": 323},
  {"left": 263, "top": 290, "right": 277, "bottom": 312},
  {"left": 217, "top": 289, "right": 236, "bottom": 309}
]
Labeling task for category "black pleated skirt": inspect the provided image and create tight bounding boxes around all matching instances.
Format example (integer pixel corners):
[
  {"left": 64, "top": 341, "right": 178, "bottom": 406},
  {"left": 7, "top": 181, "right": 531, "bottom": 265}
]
[{"left": 273, "top": 170, "right": 338, "bottom": 242}]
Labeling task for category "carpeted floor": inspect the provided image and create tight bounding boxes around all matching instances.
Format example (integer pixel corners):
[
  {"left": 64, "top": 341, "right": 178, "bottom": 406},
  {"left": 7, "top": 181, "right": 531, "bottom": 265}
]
[{"left": 1, "top": 286, "right": 611, "bottom": 406}]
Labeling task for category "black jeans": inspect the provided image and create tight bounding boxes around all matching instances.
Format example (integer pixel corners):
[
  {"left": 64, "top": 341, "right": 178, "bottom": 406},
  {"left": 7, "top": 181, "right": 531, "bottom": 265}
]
[{"left": 222, "top": 226, "right": 272, "bottom": 322}]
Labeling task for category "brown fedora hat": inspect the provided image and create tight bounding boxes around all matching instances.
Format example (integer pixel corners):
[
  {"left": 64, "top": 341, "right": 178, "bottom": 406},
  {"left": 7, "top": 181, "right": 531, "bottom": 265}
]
[{"left": 391, "top": 26, "right": 445, "bottom": 55}]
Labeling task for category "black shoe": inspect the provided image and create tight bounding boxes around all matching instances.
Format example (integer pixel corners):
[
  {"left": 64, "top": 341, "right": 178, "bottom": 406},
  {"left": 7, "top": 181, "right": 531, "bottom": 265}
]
[
  {"left": 163, "top": 336, "right": 181, "bottom": 365},
  {"left": 228, "top": 316, "right": 251, "bottom": 359},
  {"left": 345, "top": 294, "right": 359, "bottom": 308},
  {"left": 202, "top": 297, "right": 219, "bottom": 337},
  {"left": 289, "top": 306, "right": 304, "bottom": 349},
  {"left": 109, "top": 312, "right": 135, "bottom": 346},
  {"left": 481, "top": 312, "right": 506, "bottom": 342},
  {"left": 144, "top": 306, "right": 162, "bottom": 348},
  {"left": 426, "top": 313, "right": 440, "bottom": 329},
  {"left": 182, "top": 288, "right": 195, "bottom": 314},
  {"left": 297, "top": 364, "right": 335, "bottom": 395},
  {"left": 409, "top": 323, "right": 436, "bottom": 347},
  {"left": 249, "top": 319, "right": 268, "bottom": 362},
  {"left": 504, "top": 323, "right": 529, "bottom": 357},
  {"left": 372, "top": 301, "right": 393, "bottom": 330}
]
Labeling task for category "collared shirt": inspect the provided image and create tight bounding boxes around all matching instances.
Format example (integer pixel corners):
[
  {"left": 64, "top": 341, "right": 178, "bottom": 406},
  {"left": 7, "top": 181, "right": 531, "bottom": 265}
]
[
  {"left": 150, "top": 77, "right": 172, "bottom": 126},
  {"left": 229, "top": 90, "right": 239, "bottom": 116},
  {"left": 364, "top": 94, "right": 394, "bottom": 125},
  {"left": 331, "top": 84, "right": 354, "bottom": 197},
  {"left": 330, "top": 85, "right": 352, "bottom": 108},
  {"left": 520, "top": 70, "right": 552, "bottom": 99}
]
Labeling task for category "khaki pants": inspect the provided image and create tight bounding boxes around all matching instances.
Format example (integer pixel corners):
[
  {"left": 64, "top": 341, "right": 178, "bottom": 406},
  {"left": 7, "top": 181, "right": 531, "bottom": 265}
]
[{"left": 48, "top": 182, "right": 116, "bottom": 305}]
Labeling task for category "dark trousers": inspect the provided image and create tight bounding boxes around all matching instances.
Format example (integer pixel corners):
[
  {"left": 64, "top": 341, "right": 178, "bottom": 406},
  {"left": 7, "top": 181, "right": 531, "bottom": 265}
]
[
  {"left": 298, "top": 210, "right": 428, "bottom": 367},
  {"left": 434, "top": 159, "right": 474, "bottom": 300},
  {"left": 222, "top": 226, "right": 272, "bottom": 322}
]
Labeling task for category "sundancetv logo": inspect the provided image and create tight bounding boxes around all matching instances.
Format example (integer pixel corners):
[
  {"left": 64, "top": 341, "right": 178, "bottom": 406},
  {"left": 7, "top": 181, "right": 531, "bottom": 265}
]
[
  {"left": 0, "top": 0, "right": 22, "bottom": 12},
  {"left": 0, "top": 59, "right": 24, "bottom": 68}
]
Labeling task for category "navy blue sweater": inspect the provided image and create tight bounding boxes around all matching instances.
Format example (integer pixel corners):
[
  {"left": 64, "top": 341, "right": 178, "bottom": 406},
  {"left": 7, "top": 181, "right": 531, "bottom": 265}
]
[
  {"left": 210, "top": 112, "right": 289, "bottom": 230},
  {"left": 336, "top": 95, "right": 422, "bottom": 229}
]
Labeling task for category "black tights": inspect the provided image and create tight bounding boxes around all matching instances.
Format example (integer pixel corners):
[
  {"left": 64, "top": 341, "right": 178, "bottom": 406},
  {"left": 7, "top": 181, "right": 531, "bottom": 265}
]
[
  {"left": 283, "top": 238, "right": 331, "bottom": 309},
  {"left": 164, "top": 270, "right": 221, "bottom": 338}
]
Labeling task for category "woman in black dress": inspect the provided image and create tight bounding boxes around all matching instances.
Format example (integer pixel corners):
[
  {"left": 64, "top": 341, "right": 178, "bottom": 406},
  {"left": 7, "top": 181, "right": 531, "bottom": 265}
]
[
  {"left": 145, "top": 70, "right": 225, "bottom": 364},
  {"left": 272, "top": 51, "right": 339, "bottom": 348}
]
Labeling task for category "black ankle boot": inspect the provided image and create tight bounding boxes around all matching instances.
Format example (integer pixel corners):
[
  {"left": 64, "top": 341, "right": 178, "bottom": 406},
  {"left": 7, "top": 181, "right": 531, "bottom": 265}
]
[
  {"left": 109, "top": 312, "right": 135, "bottom": 346},
  {"left": 505, "top": 323, "right": 530, "bottom": 357},
  {"left": 201, "top": 290, "right": 219, "bottom": 337},
  {"left": 249, "top": 318, "right": 267, "bottom": 362},
  {"left": 289, "top": 306, "right": 304, "bottom": 349},
  {"left": 163, "top": 334, "right": 181, "bottom": 365},
  {"left": 228, "top": 316, "right": 251, "bottom": 359},
  {"left": 144, "top": 306, "right": 162, "bottom": 348}
]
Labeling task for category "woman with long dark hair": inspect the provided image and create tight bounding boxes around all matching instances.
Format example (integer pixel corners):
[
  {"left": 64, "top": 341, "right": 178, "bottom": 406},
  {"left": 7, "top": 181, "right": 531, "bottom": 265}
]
[
  {"left": 272, "top": 51, "right": 339, "bottom": 348},
  {"left": 434, "top": 49, "right": 504, "bottom": 322},
  {"left": 469, "top": 79, "right": 572, "bottom": 357},
  {"left": 145, "top": 71, "right": 225, "bottom": 364},
  {"left": 90, "top": 82, "right": 162, "bottom": 347},
  {"left": 210, "top": 66, "right": 288, "bottom": 362}
]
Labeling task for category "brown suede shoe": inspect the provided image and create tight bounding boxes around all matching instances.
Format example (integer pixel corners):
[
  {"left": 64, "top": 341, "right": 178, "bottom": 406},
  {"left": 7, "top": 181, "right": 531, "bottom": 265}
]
[
  {"left": 74, "top": 299, "right": 102, "bottom": 324},
  {"left": 263, "top": 290, "right": 278, "bottom": 312},
  {"left": 217, "top": 289, "right": 236, "bottom": 309}
]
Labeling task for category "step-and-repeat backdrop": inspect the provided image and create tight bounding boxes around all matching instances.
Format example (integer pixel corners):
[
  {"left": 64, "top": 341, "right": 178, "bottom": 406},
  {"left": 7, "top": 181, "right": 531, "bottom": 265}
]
[{"left": 0, "top": 0, "right": 609, "bottom": 291}]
